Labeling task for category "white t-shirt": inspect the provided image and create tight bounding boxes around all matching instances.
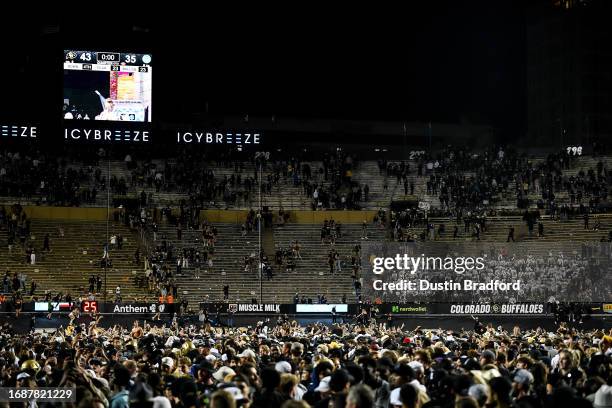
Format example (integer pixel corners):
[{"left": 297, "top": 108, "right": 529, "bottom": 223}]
[
  {"left": 152, "top": 396, "right": 172, "bottom": 408},
  {"left": 95, "top": 110, "right": 118, "bottom": 121}
]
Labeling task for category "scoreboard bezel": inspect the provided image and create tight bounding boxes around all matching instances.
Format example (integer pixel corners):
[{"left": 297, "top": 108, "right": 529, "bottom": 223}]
[
  {"left": 63, "top": 47, "right": 153, "bottom": 125},
  {"left": 63, "top": 50, "right": 152, "bottom": 68}
]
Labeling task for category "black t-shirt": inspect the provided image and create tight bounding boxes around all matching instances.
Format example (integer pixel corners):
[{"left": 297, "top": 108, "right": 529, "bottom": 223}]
[
  {"left": 547, "top": 367, "right": 583, "bottom": 388},
  {"left": 196, "top": 383, "right": 214, "bottom": 407},
  {"left": 252, "top": 390, "right": 288, "bottom": 408}
]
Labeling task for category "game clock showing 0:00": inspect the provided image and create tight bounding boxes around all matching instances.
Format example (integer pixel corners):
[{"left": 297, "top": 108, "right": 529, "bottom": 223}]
[{"left": 81, "top": 300, "right": 98, "bottom": 313}]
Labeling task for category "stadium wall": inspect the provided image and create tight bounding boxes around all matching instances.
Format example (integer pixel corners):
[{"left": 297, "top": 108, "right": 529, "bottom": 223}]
[
  {"left": 4, "top": 206, "right": 377, "bottom": 224},
  {"left": 6, "top": 206, "right": 108, "bottom": 220}
]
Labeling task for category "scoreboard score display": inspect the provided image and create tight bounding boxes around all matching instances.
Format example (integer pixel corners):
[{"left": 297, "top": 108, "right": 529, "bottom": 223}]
[
  {"left": 63, "top": 50, "right": 152, "bottom": 123},
  {"left": 81, "top": 300, "right": 99, "bottom": 313}
]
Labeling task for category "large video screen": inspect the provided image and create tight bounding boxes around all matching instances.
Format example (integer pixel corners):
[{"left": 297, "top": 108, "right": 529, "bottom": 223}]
[{"left": 63, "top": 50, "right": 152, "bottom": 122}]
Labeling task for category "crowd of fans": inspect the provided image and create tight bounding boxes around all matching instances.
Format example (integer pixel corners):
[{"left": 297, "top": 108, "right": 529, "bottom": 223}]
[
  {"left": 0, "top": 148, "right": 145, "bottom": 207},
  {"left": 415, "top": 146, "right": 611, "bottom": 216},
  {"left": 2, "top": 145, "right": 612, "bottom": 220},
  {"left": 141, "top": 204, "right": 223, "bottom": 305},
  {"left": 0, "top": 315, "right": 609, "bottom": 408},
  {"left": 114, "top": 149, "right": 368, "bottom": 211},
  {"left": 0, "top": 147, "right": 375, "bottom": 211}
]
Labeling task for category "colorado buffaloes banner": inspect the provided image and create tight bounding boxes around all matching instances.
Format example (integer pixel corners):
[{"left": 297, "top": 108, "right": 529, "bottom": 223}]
[{"left": 376, "top": 303, "right": 547, "bottom": 315}]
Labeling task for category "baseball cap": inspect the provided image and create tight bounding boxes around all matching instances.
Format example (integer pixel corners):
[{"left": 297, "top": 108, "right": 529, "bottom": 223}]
[
  {"left": 237, "top": 349, "right": 256, "bottom": 359},
  {"left": 213, "top": 366, "right": 236, "bottom": 382},
  {"left": 513, "top": 369, "right": 534, "bottom": 386},
  {"left": 219, "top": 385, "right": 245, "bottom": 401},
  {"left": 408, "top": 361, "right": 424, "bottom": 374},
  {"left": 275, "top": 361, "right": 292, "bottom": 374},
  {"left": 161, "top": 357, "right": 174, "bottom": 369},
  {"left": 481, "top": 350, "right": 496, "bottom": 360}
]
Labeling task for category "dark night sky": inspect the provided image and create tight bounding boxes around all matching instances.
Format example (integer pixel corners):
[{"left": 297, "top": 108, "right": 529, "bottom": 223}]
[{"left": 0, "top": 2, "right": 527, "bottom": 136}]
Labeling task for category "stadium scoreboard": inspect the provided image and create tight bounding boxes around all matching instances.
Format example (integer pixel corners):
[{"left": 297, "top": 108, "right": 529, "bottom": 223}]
[
  {"left": 63, "top": 49, "right": 152, "bottom": 123},
  {"left": 64, "top": 50, "right": 151, "bottom": 71}
]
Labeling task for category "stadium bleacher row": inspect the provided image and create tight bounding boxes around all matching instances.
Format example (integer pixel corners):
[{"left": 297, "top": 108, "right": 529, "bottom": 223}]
[
  {"left": 1, "top": 148, "right": 611, "bottom": 304},
  {"left": 1, "top": 210, "right": 610, "bottom": 304}
]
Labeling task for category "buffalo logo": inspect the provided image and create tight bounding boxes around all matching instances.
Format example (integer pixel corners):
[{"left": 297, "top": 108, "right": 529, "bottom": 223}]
[
  {"left": 66, "top": 51, "right": 77, "bottom": 60},
  {"left": 492, "top": 304, "right": 501, "bottom": 313},
  {"left": 228, "top": 304, "right": 238, "bottom": 313}
]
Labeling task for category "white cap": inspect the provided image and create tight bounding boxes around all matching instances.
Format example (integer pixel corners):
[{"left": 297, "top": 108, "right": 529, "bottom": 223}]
[
  {"left": 213, "top": 366, "right": 236, "bottom": 382},
  {"left": 222, "top": 386, "right": 245, "bottom": 401},
  {"left": 275, "top": 361, "right": 292, "bottom": 374},
  {"left": 408, "top": 360, "right": 424, "bottom": 373},
  {"left": 161, "top": 357, "right": 174, "bottom": 369},
  {"left": 237, "top": 349, "right": 256, "bottom": 359}
]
